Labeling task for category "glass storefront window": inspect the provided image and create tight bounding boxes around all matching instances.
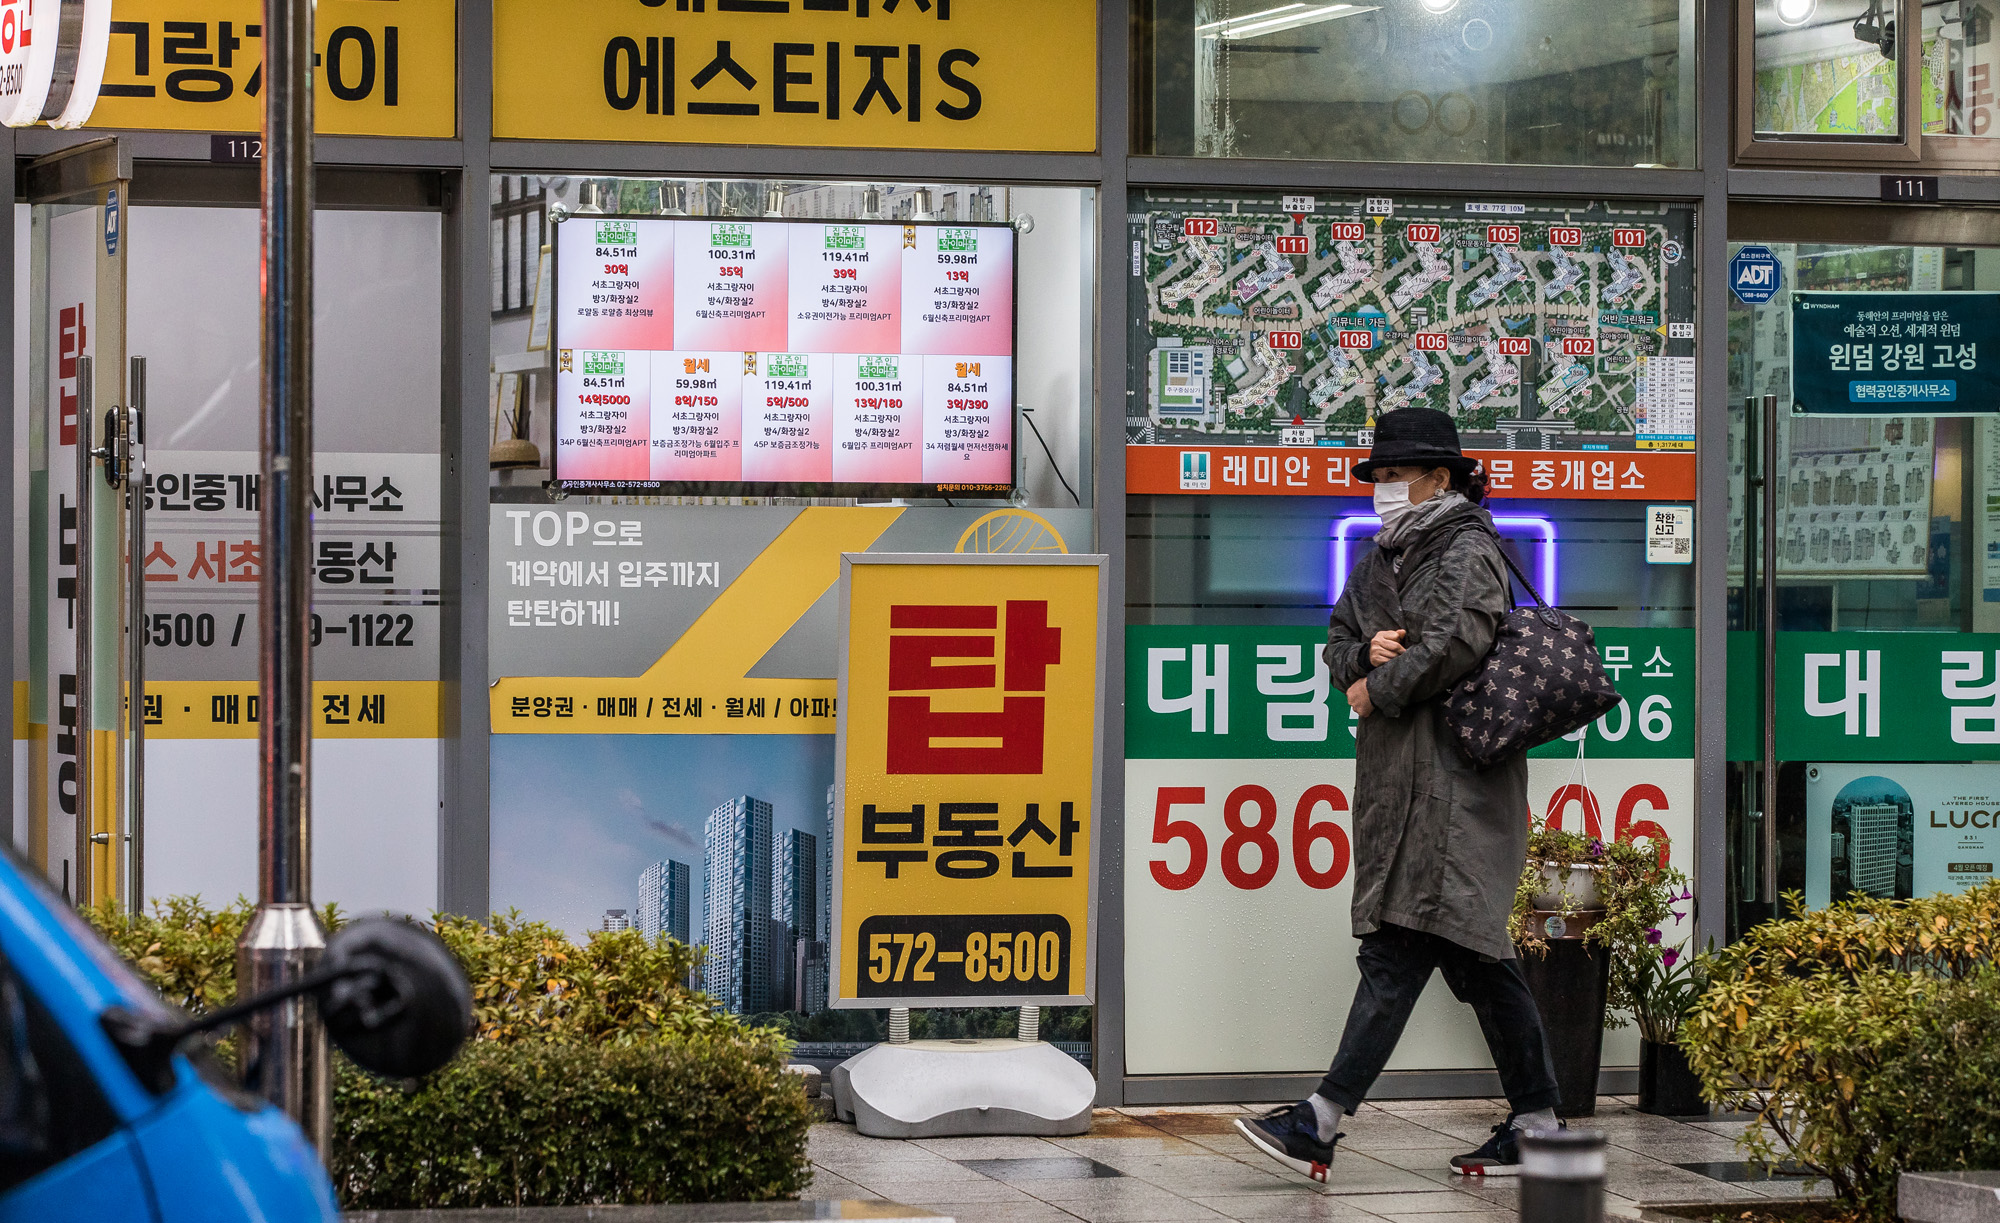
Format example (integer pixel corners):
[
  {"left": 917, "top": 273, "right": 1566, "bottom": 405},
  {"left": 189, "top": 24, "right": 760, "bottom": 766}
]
[
  {"left": 1136, "top": 0, "right": 1697, "bottom": 167},
  {"left": 486, "top": 175, "right": 1093, "bottom": 510},
  {"left": 1726, "top": 227, "right": 2000, "bottom": 937},
  {"left": 1752, "top": 0, "right": 1904, "bottom": 140},
  {"left": 1921, "top": 0, "right": 2000, "bottom": 137}
]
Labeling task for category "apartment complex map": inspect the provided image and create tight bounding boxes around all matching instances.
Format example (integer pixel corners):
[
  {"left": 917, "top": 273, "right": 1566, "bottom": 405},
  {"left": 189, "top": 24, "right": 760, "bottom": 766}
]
[{"left": 1127, "top": 191, "right": 1698, "bottom": 463}]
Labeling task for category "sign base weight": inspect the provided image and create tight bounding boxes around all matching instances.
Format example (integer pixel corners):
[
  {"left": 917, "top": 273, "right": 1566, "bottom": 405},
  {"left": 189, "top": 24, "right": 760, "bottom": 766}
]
[{"left": 831, "top": 1040, "right": 1094, "bottom": 1138}]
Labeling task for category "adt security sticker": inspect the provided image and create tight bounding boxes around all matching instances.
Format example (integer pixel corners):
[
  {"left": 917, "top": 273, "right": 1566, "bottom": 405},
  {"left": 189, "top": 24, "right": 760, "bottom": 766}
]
[{"left": 1730, "top": 245, "right": 1782, "bottom": 305}]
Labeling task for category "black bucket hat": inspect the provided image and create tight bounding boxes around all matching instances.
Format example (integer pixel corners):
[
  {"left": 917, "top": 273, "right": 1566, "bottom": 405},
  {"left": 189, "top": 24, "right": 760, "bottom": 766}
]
[{"left": 1352, "top": 407, "right": 1479, "bottom": 484}]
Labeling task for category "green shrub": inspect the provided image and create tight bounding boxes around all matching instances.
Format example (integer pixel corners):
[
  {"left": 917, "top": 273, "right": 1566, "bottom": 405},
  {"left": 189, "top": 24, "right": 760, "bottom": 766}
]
[
  {"left": 86, "top": 897, "right": 814, "bottom": 1208},
  {"left": 1681, "top": 881, "right": 2000, "bottom": 1221},
  {"left": 331, "top": 1035, "right": 814, "bottom": 1208}
]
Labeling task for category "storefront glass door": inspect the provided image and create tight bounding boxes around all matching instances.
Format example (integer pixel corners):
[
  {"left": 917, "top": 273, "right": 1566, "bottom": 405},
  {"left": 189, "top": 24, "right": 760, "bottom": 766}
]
[{"left": 1727, "top": 213, "right": 2000, "bottom": 936}]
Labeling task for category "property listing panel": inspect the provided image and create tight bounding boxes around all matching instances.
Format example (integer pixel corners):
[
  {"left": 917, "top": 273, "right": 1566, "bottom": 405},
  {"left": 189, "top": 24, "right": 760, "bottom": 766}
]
[{"left": 555, "top": 216, "right": 1016, "bottom": 491}]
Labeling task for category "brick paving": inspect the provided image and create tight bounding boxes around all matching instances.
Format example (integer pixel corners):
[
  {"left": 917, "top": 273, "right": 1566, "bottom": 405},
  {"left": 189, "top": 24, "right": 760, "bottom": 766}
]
[{"left": 803, "top": 1098, "right": 1829, "bottom": 1222}]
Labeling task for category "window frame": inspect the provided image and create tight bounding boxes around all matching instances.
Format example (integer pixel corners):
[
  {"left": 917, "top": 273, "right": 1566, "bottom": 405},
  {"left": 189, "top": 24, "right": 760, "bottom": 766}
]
[{"left": 1731, "top": 0, "right": 2000, "bottom": 167}]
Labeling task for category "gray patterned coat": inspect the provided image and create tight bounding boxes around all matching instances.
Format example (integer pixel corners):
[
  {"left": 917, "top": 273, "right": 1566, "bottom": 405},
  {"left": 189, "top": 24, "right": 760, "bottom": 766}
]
[{"left": 1323, "top": 497, "right": 1528, "bottom": 961}]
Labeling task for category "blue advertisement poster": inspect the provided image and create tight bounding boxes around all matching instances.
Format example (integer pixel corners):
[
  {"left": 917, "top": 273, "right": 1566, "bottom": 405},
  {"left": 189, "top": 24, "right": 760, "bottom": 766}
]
[{"left": 1791, "top": 291, "right": 2000, "bottom": 414}]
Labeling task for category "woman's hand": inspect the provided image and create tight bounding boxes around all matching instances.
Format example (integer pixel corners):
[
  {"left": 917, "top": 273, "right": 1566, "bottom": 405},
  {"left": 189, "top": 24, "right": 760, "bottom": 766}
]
[
  {"left": 1368, "top": 629, "right": 1407, "bottom": 667},
  {"left": 1346, "top": 677, "right": 1374, "bottom": 718}
]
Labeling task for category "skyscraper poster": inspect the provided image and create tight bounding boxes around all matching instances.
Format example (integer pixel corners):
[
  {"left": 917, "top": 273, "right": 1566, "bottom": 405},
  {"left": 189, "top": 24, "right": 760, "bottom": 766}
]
[
  {"left": 832, "top": 554, "right": 1108, "bottom": 1008},
  {"left": 1804, "top": 762, "right": 2000, "bottom": 908},
  {"left": 487, "top": 502, "right": 1092, "bottom": 1018}
]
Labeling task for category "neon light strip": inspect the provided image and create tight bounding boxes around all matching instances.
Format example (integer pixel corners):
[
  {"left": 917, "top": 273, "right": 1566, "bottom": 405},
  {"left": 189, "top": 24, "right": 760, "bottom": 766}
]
[{"left": 1329, "top": 515, "right": 1558, "bottom": 606}]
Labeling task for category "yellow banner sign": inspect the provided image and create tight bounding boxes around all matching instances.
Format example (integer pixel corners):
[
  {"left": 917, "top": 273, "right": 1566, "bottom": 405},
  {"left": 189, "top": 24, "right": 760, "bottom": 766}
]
[
  {"left": 88, "top": 0, "right": 456, "bottom": 137},
  {"left": 833, "top": 554, "right": 1105, "bottom": 1007},
  {"left": 139, "top": 681, "right": 440, "bottom": 738},
  {"left": 492, "top": 0, "right": 1095, "bottom": 151}
]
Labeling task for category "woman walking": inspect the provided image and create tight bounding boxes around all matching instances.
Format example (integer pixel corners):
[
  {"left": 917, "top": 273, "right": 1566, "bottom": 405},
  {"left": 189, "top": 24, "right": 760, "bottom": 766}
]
[{"left": 1235, "top": 407, "right": 1561, "bottom": 1182}]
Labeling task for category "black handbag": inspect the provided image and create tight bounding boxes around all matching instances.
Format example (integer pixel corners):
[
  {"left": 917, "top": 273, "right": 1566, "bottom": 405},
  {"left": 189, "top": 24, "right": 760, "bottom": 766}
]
[{"left": 1444, "top": 528, "right": 1622, "bottom": 767}]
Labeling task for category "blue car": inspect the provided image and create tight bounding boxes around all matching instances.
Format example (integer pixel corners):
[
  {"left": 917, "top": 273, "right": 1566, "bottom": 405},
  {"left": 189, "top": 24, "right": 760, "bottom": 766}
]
[{"left": 0, "top": 842, "right": 469, "bottom": 1222}]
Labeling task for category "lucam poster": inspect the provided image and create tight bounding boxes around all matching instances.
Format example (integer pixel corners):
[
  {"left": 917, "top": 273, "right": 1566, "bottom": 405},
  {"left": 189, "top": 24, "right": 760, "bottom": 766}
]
[{"left": 1804, "top": 762, "right": 2000, "bottom": 907}]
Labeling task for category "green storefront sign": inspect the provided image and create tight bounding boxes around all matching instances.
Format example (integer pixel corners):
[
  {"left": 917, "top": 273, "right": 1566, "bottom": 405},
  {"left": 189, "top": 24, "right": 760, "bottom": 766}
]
[
  {"left": 1126, "top": 626, "right": 1694, "bottom": 760},
  {"left": 1727, "top": 631, "right": 2000, "bottom": 762}
]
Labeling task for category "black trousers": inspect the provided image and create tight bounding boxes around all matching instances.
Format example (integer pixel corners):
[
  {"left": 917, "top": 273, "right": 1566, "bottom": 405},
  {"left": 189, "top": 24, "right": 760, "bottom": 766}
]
[{"left": 1316, "top": 923, "right": 1561, "bottom": 1116}]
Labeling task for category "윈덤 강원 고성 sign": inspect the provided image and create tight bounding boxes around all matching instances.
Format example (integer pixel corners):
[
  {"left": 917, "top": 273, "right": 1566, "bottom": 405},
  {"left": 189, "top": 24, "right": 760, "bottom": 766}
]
[
  {"left": 1791, "top": 291, "right": 2000, "bottom": 414},
  {"left": 832, "top": 553, "right": 1107, "bottom": 1008}
]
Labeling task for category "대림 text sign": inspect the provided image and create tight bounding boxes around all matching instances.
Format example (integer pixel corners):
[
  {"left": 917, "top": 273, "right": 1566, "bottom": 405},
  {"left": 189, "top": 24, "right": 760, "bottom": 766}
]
[
  {"left": 492, "top": 0, "right": 1096, "bottom": 151},
  {"left": 1127, "top": 626, "right": 1694, "bottom": 762},
  {"left": 832, "top": 553, "right": 1107, "bottom": 1008},
  {"left": 1791, "top": 291, "right": 2000, "bottom": 415}
]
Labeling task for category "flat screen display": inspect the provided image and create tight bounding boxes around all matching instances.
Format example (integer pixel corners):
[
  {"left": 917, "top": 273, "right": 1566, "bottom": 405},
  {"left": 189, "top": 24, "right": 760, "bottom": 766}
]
[{"left": 551, "top": 214, "right": 1017, "bottom": 497}]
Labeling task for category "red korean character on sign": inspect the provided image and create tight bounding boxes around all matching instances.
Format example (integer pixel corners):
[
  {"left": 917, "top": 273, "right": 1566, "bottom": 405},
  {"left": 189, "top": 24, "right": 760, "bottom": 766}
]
[{"left": 886, "top": 602, "right": 1062, "bottom": 774}]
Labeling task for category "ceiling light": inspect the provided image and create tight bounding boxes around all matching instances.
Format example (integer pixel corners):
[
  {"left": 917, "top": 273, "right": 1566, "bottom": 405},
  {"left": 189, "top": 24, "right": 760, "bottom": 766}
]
[
  {"left": 1197, "top": 4, "right": 1305, "bottom": 33},
  {"left": 1776, "top": 0, "right": 1817, "bottom": 26},
  {"left": 1199, "top": 3, "right": 1380, "bottom": 39},
  {"left": 1420, "top": 0, "right": 1459, "bottom": 12}
]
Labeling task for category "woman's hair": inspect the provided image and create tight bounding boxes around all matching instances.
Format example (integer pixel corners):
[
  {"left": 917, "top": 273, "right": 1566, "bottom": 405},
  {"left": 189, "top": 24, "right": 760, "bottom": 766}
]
[{"left": 1450, "top": 462, "right": 1489, "bottom": 506}]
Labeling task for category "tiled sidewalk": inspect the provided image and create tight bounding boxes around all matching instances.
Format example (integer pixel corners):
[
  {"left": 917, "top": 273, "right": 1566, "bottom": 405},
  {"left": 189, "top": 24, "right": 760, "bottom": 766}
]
[{"left": 804, "top": 1098, "right": 1827, "bottom": 1222}]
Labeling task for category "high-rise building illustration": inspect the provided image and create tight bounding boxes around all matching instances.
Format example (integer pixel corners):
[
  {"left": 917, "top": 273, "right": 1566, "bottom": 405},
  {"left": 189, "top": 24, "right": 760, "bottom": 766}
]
[
  {"left": 1847, "top": 801, "right": 1903, "bottom": 897},
  {"left": 821, "top": 783, "right": 836, "bottom": 1010},
  {"left": 703, "top": 796, "right": 774, "bottom": 1014},
  {"left": 601, "top": 909, "right": 631, "bottom": 933},
  {"left": 638, "top": 859, "right": 693, "bottom": 944},
  {"left": 774, "top": 828, "right": 820, "bottom": 1013}
]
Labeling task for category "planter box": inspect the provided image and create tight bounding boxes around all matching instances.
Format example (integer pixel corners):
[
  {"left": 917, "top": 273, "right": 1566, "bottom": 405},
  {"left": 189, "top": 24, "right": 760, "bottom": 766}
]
[{"left": 1900, "top": 1171, "right": 2000, "bottom": 1223}]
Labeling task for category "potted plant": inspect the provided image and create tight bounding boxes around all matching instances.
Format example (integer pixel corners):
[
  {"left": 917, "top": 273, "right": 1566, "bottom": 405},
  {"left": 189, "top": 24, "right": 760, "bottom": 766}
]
[
  {"left": 1511, "top": 825, "right": 1688, "bottom": 1118},
  {"left": 1624, "top": 931, "right": 1711, "bottom": 1117}
]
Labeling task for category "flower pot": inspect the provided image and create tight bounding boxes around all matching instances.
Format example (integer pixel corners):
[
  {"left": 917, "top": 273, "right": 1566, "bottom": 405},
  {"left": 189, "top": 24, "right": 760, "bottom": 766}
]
[
  {"left": 1519, "top": 926, "right": 1610, "bottom": 1119},
  {"left": 1529, "top": 862, "right": 1604, "bottom": 910},
  {"left": 1638, "top": 1038, "right": 1707, "bottom": 1118}
]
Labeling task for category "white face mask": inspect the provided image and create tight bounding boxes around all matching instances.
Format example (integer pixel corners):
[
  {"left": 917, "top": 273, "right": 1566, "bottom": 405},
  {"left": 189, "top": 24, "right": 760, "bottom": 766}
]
[{"left": 1373, "top": 479, "right": 1417, "bottom": 530}]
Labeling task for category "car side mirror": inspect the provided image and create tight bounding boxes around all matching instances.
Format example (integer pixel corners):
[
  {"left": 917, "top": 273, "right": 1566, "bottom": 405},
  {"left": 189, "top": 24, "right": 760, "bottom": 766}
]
[
  {"left": 316, "top": 919, "right": 471, "bottom": 1080},
  {"left": 103, "top": 917, "right": 473, "bottom": 1094}
]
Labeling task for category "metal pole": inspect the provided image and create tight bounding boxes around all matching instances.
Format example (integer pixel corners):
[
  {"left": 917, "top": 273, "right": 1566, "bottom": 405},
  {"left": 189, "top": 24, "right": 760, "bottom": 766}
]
[
  {"left": 72, "top": 359, "right": 93, "bottom": 906},
  {"left": 1519, "top": 1129, "right": 1607, "bottom": 1223},
  {"left": 127, "top": 360, "right": 147, "bottom": 916},
  {"left": 236, "top": 0, "right": 328, "bottom": 1148},
  {"left": 1760, "top": 394, "right": 1780, "bottom": 916}
]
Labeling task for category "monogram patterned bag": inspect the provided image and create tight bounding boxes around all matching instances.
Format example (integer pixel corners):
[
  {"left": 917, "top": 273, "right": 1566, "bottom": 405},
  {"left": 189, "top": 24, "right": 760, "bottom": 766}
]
[{"left": 1444, "top": 530, "right": 1622, "bottom": 767}]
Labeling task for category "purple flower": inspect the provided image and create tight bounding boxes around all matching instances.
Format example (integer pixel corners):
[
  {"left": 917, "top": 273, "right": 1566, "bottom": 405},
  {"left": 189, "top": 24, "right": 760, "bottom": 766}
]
[
  {"left": 1670, "top": 911, "right": 1686, "bottom": 923},
  {"left": 1587, "top": 841, "right": 1606, "bottom": 859},
  {"left": 1663, "top": 949, "right": 1680, "bottom": 969},
  {"left": 1646, "top": 928, "right": 1664, "bottom": 945}
]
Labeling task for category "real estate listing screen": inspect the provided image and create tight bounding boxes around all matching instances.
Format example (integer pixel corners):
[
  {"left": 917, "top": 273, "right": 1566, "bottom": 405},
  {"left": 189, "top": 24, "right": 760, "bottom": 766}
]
[{"left": 552, "top": 214, "right": 1017, "bottom": 496}]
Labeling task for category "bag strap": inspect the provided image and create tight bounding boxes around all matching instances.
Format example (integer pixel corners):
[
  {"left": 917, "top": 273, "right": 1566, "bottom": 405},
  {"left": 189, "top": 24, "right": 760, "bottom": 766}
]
[{"left": 1472, "top": 522, "right": 1551, "bottom": 612}]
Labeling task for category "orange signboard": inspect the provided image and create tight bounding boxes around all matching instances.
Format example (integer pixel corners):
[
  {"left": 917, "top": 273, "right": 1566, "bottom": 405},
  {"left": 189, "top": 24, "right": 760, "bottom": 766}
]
[{"left": 1127, "top": 446, "right": 1695, "bottom": 501}]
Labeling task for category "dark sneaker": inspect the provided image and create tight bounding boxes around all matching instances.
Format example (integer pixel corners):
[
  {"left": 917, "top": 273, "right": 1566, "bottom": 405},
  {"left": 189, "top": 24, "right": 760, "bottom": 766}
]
[
  {"left": 1235, "top": 1102, "right": 1340, "bottom": 1183},
  {"left": 1449, "top": 1121, "right": 1525, "bottom": 1177}
]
